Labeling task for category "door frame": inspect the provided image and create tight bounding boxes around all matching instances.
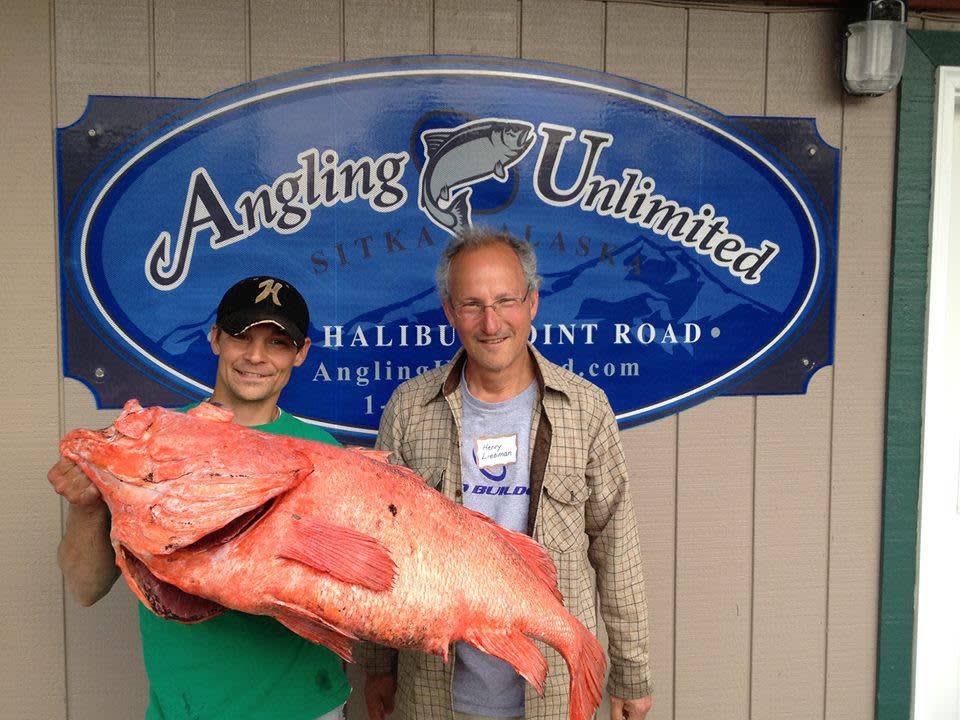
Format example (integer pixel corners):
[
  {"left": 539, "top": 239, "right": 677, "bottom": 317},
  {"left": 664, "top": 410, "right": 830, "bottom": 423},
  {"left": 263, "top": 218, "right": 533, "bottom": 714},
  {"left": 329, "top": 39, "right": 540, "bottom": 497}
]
[{"left": 882, "top": 27, "right": 960, "bottom": 720}]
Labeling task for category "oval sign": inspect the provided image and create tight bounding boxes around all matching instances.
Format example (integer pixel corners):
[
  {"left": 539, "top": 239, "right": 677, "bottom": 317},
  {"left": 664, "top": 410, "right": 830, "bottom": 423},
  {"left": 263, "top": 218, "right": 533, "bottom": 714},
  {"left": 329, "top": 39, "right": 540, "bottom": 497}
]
[{"left": 58, "top": 56, "right": 837, "bottom": 441}]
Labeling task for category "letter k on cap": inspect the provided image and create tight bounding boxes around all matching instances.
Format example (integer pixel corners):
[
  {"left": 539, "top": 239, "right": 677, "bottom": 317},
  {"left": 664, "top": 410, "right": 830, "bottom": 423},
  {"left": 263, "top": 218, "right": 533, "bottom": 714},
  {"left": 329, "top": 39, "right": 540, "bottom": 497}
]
[{"left": 256, "top": 279, "right": 283, "bottom": 306}]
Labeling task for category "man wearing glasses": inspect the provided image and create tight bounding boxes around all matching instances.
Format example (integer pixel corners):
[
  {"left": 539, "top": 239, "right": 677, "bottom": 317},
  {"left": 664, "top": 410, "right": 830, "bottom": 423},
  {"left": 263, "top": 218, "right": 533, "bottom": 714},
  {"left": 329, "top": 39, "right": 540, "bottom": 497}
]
[{"left": 361, "top": 229, "right": 653, "bottom": 720}]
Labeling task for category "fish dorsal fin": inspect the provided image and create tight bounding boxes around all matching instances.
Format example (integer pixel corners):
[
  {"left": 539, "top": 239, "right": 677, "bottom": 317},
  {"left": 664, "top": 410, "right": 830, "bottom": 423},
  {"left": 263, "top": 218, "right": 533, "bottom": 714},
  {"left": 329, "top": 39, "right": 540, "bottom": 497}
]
[
  {"left": 493, "top": 160, "right": 508, "bottom": 181},
  {"left": 460, "top": 506, "right": 561, "bottom": 602},
  {"left": 278, "top": 514, "right": 396, "bottom": 592},
  {"left": 422, "top": 129, "right": 452, "bottom": 156},
  {"left": 347, "top": 447, "right": 393, "bottom": 463},
  {"left": 187, "top": 402, "right": 234, "bottom": 423},
  {"left": 114, "top": 402, "right": 156, "bottom": 439}
]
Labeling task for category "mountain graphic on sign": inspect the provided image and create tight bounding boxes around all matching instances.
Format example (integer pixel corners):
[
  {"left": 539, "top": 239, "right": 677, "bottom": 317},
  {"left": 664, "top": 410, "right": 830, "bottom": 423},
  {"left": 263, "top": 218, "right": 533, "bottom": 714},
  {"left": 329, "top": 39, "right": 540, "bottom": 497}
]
[
  {"left": 158, "top": 310, "right": 216, "bottom": 358},
  {"left": 339, "top": 232, "right": 778, "bottom": 359}
]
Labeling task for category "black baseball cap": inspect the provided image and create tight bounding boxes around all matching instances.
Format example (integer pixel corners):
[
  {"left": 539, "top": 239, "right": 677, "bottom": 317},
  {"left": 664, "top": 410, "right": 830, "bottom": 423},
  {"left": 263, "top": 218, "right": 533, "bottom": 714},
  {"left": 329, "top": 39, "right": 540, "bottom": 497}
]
[{"left": 215, "top": 276, "right": 310, "bottom": 347}]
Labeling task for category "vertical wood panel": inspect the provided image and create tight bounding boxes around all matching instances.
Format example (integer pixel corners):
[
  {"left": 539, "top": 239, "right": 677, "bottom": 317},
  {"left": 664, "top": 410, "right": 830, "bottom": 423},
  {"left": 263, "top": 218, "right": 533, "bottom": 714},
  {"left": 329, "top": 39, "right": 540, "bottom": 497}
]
[
  {"left": 55, "top": 0, "right": 151, "bottom": 126},
  {"left": 750, "top": 11, "right": 841, "bottom": 720},
  {"left": 606, "top": 2, "right": 686, "bottom": 92},
  {"left": 54, "top": 3, "right": 155, "bottom": 718},
  {"left": 435, "top": 0, "right": 518, "bottom": 57},
  {"left": 344, "top": 0, "right": 431, "bottom": 60},
  {"left": 752, "top": 373, "right": 832, "bottom": 720},
  {"left": 825, "top": 90, "right": 896, "bottom": 720},
  {"left": 686, "top": 9, "right": 765, "bottom": 116},
  {"left": 606, "top": 5, "right": 687, "bottom": 719},
  {"left": 62, "top": 383, "right": 147, "bottom": 720},
  {"left": 676, "top": 10, "right": 766, "bottom": 720},
  {"left": 766, "top": 10, "right": 842, "bottom": 147},
  {"left": 675, "top": 398, "right": 756, "bottom": 720},
  {"left": 154, "top": 0, "right": 248, "bottom": 97},
  {"left": 250, "top": 0, "right": 342, "bottom": 78},
  {"left": 620, "top": 419, "right": 677, "bottom": 720},
  {"left": 1, "top": 4, "right": 64, "bottom": 717},
  {"left": 521, "top": 0, "right": 604, "bottom": 70}
]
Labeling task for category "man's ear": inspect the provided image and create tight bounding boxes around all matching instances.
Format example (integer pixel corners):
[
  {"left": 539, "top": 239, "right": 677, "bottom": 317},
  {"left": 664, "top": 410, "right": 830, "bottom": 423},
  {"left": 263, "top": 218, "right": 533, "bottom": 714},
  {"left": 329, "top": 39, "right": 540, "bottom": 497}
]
[
  {"left": 293, "top": 336, "right": 312, "bottom": 367},
  {"left": 442, "top": 301, "right": 456, "bottom": 327},
  {"left": 210, "top": 325, "right": 222, "bottom": 355},
  {"left": 527, "top": 289, "right": 540, "bottom": 321}
]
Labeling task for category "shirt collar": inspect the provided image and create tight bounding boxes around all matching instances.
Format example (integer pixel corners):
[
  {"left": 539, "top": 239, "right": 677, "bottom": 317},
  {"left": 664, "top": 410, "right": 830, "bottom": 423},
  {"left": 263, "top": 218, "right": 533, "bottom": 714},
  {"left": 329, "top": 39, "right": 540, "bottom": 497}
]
[{"left": 424, "top": 344, "right": 574, "bottom": 404}]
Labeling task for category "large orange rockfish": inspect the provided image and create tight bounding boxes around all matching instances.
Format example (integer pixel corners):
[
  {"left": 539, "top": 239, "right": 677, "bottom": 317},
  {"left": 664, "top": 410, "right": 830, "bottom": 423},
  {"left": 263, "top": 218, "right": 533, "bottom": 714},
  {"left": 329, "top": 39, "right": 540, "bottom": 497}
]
[{"left": 61, "top": 400, "right": 606, "bottom": 720}]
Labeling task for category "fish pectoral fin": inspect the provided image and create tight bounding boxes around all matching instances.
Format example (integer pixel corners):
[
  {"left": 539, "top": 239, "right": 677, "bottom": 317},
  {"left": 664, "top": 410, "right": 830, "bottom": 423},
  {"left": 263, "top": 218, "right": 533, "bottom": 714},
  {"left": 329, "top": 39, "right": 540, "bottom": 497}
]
[
  {"left": 346, "top": 447, "right": 393, "bottom": 463},
  {"left": 463, "top": 627, "right": 547, "bottom": 695},
  {"left": 493, "top": 160, "right": 508, "bottom": 181},
  {"left": 278, "top": 515, "right": 396, "bottom": 592},
  {"left": 274, "top": 605, "right": 357, "bottom": 662},
  {"left": 422, "top": 130, "right": 452, "bottom": 156}
]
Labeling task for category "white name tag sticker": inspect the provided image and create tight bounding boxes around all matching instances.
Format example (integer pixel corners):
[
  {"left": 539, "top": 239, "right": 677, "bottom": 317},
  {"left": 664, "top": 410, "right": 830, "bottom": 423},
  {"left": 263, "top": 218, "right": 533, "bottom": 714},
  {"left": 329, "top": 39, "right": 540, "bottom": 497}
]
[{"left": 476, "top": 435, "right": 519, "bottom": 469}]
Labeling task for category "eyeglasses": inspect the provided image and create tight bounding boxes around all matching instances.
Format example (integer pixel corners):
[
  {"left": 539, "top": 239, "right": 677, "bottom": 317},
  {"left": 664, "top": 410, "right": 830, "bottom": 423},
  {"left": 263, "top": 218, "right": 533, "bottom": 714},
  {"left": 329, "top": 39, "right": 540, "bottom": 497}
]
[{"left": 453, "top": 289, "right": 530, "bottom": 320}]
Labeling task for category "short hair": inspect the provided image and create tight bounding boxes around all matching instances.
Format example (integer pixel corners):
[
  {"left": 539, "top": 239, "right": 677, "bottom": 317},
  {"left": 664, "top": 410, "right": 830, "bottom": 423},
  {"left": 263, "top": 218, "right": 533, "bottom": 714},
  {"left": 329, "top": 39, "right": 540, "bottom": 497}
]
[{"left": 435, "top": 227, "right": 542, "bottom": 303}]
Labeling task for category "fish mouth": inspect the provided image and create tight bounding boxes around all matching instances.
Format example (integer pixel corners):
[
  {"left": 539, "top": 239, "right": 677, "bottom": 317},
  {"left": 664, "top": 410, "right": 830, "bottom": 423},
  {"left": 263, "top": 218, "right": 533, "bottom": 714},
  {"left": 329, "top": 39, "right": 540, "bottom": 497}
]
[
  {"left": 507, "top": 126, "right": 533, "bottom": 152},
  {"left": 118, "top": 546, "right": 225, "bottom": 623},
  {"left": 115, "top": 499, "right": 277, "bottom": 621},
  {"left": 179, "top": 497, "right": 277, "bottom": 552}
]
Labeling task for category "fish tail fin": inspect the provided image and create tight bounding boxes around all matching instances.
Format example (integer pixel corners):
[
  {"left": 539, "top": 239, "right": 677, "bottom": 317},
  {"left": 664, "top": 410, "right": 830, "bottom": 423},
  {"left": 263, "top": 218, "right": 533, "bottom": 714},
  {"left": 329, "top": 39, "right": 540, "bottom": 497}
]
[
  {"left": 463, "top": 627, "right": 548, "bottom": 694},
  {"left": 555, "top": 618, "right": 606, "bottom": 720},
  {"left": 447, "top": 188, "right": 471, "bottom": 232}
]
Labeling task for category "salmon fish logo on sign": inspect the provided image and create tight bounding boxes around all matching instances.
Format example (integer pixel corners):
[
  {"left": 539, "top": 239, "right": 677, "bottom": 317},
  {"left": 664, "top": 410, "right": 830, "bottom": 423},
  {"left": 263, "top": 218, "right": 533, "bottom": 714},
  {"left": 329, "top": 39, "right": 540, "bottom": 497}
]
[
  {"left": 56, "top": 56, "right": 838, "bottom": 443},
  {"left": 419, "top": 119, "right": 536, "bottom": 233}
]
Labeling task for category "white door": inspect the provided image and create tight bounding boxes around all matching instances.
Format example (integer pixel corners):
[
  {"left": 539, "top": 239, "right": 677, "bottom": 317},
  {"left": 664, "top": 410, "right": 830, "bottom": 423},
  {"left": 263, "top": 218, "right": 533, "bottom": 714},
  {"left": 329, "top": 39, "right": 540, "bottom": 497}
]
[{"left": 913, "top": 66, "right": 960, "bottom": 720}]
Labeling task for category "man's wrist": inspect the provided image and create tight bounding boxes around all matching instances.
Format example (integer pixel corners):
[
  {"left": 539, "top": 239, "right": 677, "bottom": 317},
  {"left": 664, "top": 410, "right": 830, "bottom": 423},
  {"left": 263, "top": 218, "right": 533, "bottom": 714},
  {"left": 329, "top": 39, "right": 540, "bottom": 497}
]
[{"left": 70, "top": 499, "right": 109, "bottom": 520}]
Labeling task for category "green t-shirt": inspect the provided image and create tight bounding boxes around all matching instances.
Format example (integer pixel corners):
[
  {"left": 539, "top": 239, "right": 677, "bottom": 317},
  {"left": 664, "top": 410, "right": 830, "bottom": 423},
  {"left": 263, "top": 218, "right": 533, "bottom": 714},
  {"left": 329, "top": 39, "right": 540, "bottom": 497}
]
[{"left": 140, "top": 408, "right": 350, "bottom": 720}]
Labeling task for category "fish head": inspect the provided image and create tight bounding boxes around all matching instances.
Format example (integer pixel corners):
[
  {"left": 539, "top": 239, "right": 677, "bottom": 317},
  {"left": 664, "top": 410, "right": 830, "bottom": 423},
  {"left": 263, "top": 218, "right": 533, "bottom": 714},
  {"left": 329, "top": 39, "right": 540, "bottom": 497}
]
[
  {"left": 60, "top": 398, "right": 316, "bottom": 622},
  {"left": 60, "top": 400, "right": 164, "bottom": 486},
  {"left": 498, "top": 122, "right": 535, "bottom": 159},
  {"left": 60, "top": 399, "right": 312, "bottom": 557}
]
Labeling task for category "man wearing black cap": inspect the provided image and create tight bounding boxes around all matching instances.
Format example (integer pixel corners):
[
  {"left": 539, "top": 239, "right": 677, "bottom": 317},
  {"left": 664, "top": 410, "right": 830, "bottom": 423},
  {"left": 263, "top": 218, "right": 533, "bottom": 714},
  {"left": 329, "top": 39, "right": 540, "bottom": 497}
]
[{"left": 48, "top": 276, "right": 351, "bottom": 720}]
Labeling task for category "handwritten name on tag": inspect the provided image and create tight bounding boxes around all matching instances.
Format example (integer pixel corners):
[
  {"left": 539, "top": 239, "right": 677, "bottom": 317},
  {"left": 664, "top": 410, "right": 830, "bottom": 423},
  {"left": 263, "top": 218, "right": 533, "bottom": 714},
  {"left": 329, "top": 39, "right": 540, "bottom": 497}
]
[{"left": 476, "top": 435, "right": 519, "bottom": 469}]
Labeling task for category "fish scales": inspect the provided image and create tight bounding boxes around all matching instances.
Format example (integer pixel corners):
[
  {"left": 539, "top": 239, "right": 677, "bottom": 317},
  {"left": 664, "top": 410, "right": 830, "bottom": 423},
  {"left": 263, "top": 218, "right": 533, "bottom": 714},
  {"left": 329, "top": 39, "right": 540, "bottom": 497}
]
[{"left": 61, "top": 400, "right": 606, "bottom": 720}]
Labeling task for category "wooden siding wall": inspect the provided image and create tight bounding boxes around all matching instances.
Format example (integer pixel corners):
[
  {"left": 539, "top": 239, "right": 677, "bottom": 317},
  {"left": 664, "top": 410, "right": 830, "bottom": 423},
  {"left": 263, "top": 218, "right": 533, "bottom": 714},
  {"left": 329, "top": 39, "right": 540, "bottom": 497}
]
[{"left": 5, "top": 1, "right": 951, "bottom": 718}]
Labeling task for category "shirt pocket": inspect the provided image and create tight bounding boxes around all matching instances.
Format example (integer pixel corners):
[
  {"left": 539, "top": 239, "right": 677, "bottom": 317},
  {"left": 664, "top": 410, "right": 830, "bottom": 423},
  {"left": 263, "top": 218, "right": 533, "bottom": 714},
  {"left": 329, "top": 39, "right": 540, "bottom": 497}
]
[
  {"left": 538, "top": 472, "right": 590, "bottom": 553},
  {"left": 415, "top": 465, "right": 446, "bottom": 492}
]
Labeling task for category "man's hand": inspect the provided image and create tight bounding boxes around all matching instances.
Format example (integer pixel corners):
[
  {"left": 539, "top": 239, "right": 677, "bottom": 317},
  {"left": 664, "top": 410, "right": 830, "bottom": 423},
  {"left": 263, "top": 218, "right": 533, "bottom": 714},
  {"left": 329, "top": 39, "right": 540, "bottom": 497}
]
[
  {"left": 48, "top": 457, "right": 103, "bottom": 509},
  {"left": 364, "top": 672, "right": 397, "bottom": 720},
  {"left": 611, "top": 695, "right": 652, "bottom": 720},
  {"left": 49, "top": 456, "right": 118, "bottom": 605}
]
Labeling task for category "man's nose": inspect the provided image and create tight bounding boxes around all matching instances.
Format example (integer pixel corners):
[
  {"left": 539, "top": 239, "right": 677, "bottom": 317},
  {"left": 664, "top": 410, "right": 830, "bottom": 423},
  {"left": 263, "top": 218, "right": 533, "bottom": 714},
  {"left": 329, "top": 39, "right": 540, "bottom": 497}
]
[
  {"left": 244, "top": 339, "right": 268, "bottom": 362},
  {"left": 480, "top": 305, "right": 502, "bottom": 334}
]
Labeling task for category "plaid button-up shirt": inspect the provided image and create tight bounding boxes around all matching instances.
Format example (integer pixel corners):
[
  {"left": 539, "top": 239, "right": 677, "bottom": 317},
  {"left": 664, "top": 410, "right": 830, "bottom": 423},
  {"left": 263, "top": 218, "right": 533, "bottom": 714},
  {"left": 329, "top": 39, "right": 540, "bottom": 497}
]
[{"left": 358, "top": 346, "right": 652, "bottom": 719}]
